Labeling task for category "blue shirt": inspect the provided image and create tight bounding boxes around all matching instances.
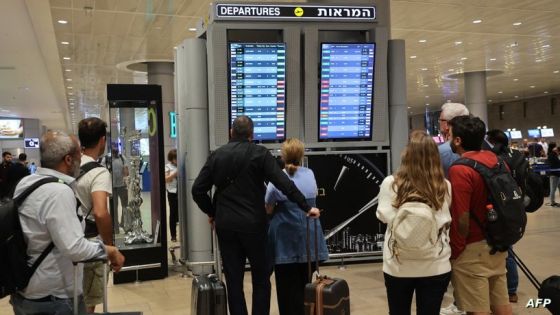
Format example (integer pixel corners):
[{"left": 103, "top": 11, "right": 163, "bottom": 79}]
[
  {"left": 265, "top": 167, "right": 329, "bottom": 264},
  {"left": 439, "top": 141, "right": 460, "bottom": 178}
]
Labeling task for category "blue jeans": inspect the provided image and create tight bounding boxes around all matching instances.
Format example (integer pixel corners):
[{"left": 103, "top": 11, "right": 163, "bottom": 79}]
[
  {"left": 550, "top": 176, "right": 560, "bottom": 204},
  {"left": 506, "top": 248, "right": 519, "bottom": 295},
  {"left": 10, "top": 293, "right": 86, "bottom": 315}
]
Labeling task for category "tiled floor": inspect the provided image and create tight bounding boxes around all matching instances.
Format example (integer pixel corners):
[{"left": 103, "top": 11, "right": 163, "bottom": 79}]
[{"left": 1, "top": 201, "right": 559, "bottom": 314}]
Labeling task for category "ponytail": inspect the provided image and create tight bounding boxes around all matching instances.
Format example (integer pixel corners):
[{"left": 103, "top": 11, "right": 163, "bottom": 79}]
[{"left": 286, "top": 163, "right": 298, "bottom": 176}]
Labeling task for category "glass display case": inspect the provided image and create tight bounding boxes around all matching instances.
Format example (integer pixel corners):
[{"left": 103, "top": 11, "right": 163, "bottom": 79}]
[{"left": 106, "top": 84, "right": 168, "bottom": 284}]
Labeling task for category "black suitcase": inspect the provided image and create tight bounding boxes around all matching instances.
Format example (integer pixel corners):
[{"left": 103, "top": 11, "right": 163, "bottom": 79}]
[
  {"left": 191, "top": 274, "right": 227, "bottom": 315},
  {"left": 191, "top": 229, "right": 228, "bottom": 315},
  {"left": 304, "top": 218, "right": 350, "bottom": 315},
  {"left": 512, "top": 250, "right": 560, "bottom": 314}
]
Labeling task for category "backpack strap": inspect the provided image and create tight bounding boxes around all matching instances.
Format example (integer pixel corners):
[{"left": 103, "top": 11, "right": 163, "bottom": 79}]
[
  {"left": 75, "top": 161, "right": 104, "bottom": 219},
  {"left": 76, "top": 161, "right": 104, "bottom": 182},
  {"left": 451, "top": 158, "right": 497, "bottom": 237},
  {"left": 15, "top": 177, "right": 62, "bottom": 277},
  {"left": 14, "top": 177, "right": 61, "bottom": 206}
]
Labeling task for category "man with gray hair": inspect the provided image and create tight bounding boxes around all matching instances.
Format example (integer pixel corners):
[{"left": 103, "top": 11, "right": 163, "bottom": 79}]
[
  {"left": 10, "top": 131, "right": 124, "bottom": 315},
  {"left": 438, "top": 102, "right": 470, "bottom": 178},
  {"left": 439, "top": 103, "right": 469, "bottom": 315}
]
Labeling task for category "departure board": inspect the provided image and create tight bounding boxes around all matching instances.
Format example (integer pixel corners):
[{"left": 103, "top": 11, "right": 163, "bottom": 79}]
[
  {"left": 319, "top": 43, "right": 375, "bottom": 141},
  {"left": 229, "top": 43, "right": 286, "bottom": 142}
]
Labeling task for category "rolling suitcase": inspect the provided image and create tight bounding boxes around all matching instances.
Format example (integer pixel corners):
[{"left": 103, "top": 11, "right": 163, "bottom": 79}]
[
  {"left": 191, "top": 228, "right": 228, "bottom": 315},
  {"left": 512, "top": 250, "right": 560, "bottom": 314},
  {"left": 73, "top": 259, "right": 142, "bottom": 315},
  {"left": 304, "top": 218, "right": 350, "bottom": 315}
]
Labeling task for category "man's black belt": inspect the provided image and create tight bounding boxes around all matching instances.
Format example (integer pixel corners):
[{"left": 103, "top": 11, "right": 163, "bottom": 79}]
[{"left": 18, "top": 293, "right": 67, "bottom": 302}]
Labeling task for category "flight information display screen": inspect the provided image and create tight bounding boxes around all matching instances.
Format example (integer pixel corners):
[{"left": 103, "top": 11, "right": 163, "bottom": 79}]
[
  {"left": 510, "top": 130, "right": 522, "bottom": 139},
  {"left": 319, "top": 43, "right": 375, "bottom": 141},
  {"left": 541, "top": 128, "right": 554, "bottom": 137},
  {"left": 229, "top": 43, "right": 286, "bottom": 142},
  {"left": 528, "top": 129, "right": 541, "bottom": 138}
]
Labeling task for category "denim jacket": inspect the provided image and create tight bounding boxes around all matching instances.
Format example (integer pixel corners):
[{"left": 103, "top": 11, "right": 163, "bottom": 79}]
[{"left": 265, "top": 167, "right": 329, "bottom": 264}]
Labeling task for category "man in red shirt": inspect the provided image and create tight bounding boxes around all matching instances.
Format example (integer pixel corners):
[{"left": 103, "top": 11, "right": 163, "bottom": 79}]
[{"left": 447, "top": 116, "right": 512, "bottom": 315}]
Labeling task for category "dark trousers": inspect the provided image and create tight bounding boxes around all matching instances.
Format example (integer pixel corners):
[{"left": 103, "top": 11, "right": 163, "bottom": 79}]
[
  {"left": 274, "top": 263, "right": 316, "bottom": 315},
  {"left": 216, "top": 228, "right": 271, "bottom": 315},
  {"left": 384, "top": 272, "right": 451, "bottom": 315},
  {"left": 167, "top": 192, "right": 178, "bottom": 240},
  {"left": 112, "top": 186, "right": 128, "bottom": 228},
  {"left": 506, "top": 248, "right": 519, "bottom": 295}
]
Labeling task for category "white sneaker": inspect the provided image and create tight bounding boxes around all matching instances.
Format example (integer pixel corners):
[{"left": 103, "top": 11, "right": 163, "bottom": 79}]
[{"left": 440, "top": 303, "right": 466, "bottom": 315}]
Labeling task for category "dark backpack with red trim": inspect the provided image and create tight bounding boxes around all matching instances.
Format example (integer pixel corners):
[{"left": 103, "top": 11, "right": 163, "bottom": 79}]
[{"left": 453, "top": 157, "right": 527, "bottom": 254}]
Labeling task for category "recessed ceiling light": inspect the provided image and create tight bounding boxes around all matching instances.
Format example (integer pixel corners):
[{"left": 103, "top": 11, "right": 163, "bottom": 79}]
[
  {"left": 425, "top": 96, "right": 430, "bottom": 98},
  {"left": 513, "top": 78, "right": 519, "bottom": 81},
  {"left": 425, "top": 103, "right": 430, "bottom": 106},
  {"left": 418, "top": 39, "right": 427, "bottom": 43},
  {"left": 513, "top": 22, "right": 522, "bottom": 26},
  {"left": 65, "top": 69, "right": 71, "bottom": 72},
  {"left": 489, "top": 58, "right": 497, "bottom": 61},
  {"left": 68, "top": 92, "right": 73, "bottom": 95},
  {"left": 410, "top": 55, "right": 417, "bottom": 59},
  {"left": 448, "top": 68, "right": 455, "bottom": 72},
  {"left": 57, "top": 20, "right": 68, "bottom": 24},
  {"left": 66, "top": 78, "right": 72, "bottom": 81},
  {"left": 67, "top": 86, "right": 73, "bottom": 89},
  {"left": 510, "top": 43, "right": 518, "bottom": 47},
  {"left": 554, "top": 70, "right": 560, "bottom": 74},
  {"left": 530, "top": 85, "right": 535, "bottom": 88},
  {"left": 514, "top": 96, "right": 519, "bottom": 98},
  {"left": 421, "top": 68, "right": 428, "bottom": 71},
  {"left": 543, "top": 44, "right": 551, "bottom": 48},
  {"left": 461, "top": 57, "right": 468, "bottom": 60},
  {"left": 498, "top": 91, "right": 503, "bottom": 94},
  {"left": 188, "top": 27, "right": 197, "bottom": 31},
  {"left": 472, "top": 19, "right": 482, "bottom": 24},
  {"left": 423, "top": 84, "right": 429, "bottom": 87},
  {"left": 63, "top": 57, "right": 71, "bottom": 60},
  {"left": 407, "top": 106, "right": 411, "bottom": 109},
  {"left": 536, "top": 59, "right": 543, "bottom": 63},
  {"left": 544, "top": 91, "right": 549, "bottom": 94},
  {"left": 488, "top": 100, "right": 493, "bottom": 102},
  {"left": 454, "top": 41, "right": 463, "bottom": 45},
  {"left": 61, "top": 41, "right": 69, "bottom": 45}
]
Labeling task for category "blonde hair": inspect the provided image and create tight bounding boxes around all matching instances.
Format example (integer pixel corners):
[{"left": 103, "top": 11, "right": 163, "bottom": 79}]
[
  {"left": 281, "top": 138, "right": 304, "bottom": 176},
  {"left": 392, "top": 130, "right": 448, "bottom": 210}
]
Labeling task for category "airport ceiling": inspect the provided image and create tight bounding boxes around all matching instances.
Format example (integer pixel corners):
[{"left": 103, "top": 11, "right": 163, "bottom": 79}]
[{"left": 1, "top": 0, "right": 560, "bottom": 131}]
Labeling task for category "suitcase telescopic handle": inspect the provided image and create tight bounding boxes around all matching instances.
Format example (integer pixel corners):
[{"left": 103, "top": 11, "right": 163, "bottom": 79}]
[
  {"left": 306, "top": 217, "right": 320, "bottom": 281},
  {"left": 212, "top": 226, "right": 223, "bottom": 281}
]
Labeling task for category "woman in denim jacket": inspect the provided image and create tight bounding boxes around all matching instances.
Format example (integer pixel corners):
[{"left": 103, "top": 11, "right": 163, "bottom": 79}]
[{"left": 265, "top": 138, "right": 329, "bottom": 315}]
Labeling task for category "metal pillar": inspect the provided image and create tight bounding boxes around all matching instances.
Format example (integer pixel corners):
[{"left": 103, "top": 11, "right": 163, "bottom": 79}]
[
  {"left": 464, "top": 71, "right": 488, "bottom": 125},
  {"left": 388, "top": 39, "right": 408, "bottom": 173},
  {"left": 147, "top": 62, "right": 176, "bottom": 155},
  {"left": 176, "top": 38, "right": 212, "bottom": 274}
]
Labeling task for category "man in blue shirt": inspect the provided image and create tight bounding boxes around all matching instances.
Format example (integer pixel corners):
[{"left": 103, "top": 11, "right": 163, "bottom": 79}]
[
  {"left": 438, "top": 102, "right": 470, "bottom": 315},
  {"left": 438, "top": 103, "right": 470, "bottom": 178}
]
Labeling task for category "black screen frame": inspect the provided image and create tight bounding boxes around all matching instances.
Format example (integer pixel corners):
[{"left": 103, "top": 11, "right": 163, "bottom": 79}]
[
  {"left": 317, "top": 42, "right": 376, "bottom": 142},
  {"left": 227, "top": 42, "right": 287, "bottom": 144}
]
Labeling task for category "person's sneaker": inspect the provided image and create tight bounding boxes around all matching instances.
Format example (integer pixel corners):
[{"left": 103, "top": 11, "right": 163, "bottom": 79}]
[
  {"left": 440, "top": 303, "right": 466, "bottom": 315},
  {"left": 509, "top": 293, "right": 518, "bottom": 303}
]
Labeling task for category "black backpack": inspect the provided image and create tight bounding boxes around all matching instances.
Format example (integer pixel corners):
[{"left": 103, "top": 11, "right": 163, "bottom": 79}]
[
  {"left": 453, "top": 157, "right": 527, "bottom": 254},
  {"left": 0, "top": 177, "right": 60, "bottom": 298},
  {"left": 497, "top": 147, "right": 544, "bottom": 212}
]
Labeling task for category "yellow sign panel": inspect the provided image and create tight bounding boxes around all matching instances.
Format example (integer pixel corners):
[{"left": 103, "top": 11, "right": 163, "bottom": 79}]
[{"left": 294, "top": 7, "right": 304, "bottom": 17}]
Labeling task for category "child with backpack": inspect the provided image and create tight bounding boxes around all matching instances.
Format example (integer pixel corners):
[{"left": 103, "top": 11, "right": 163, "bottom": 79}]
[{"left": 377, "top": 130, "right": 452, "bottom": 315}]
